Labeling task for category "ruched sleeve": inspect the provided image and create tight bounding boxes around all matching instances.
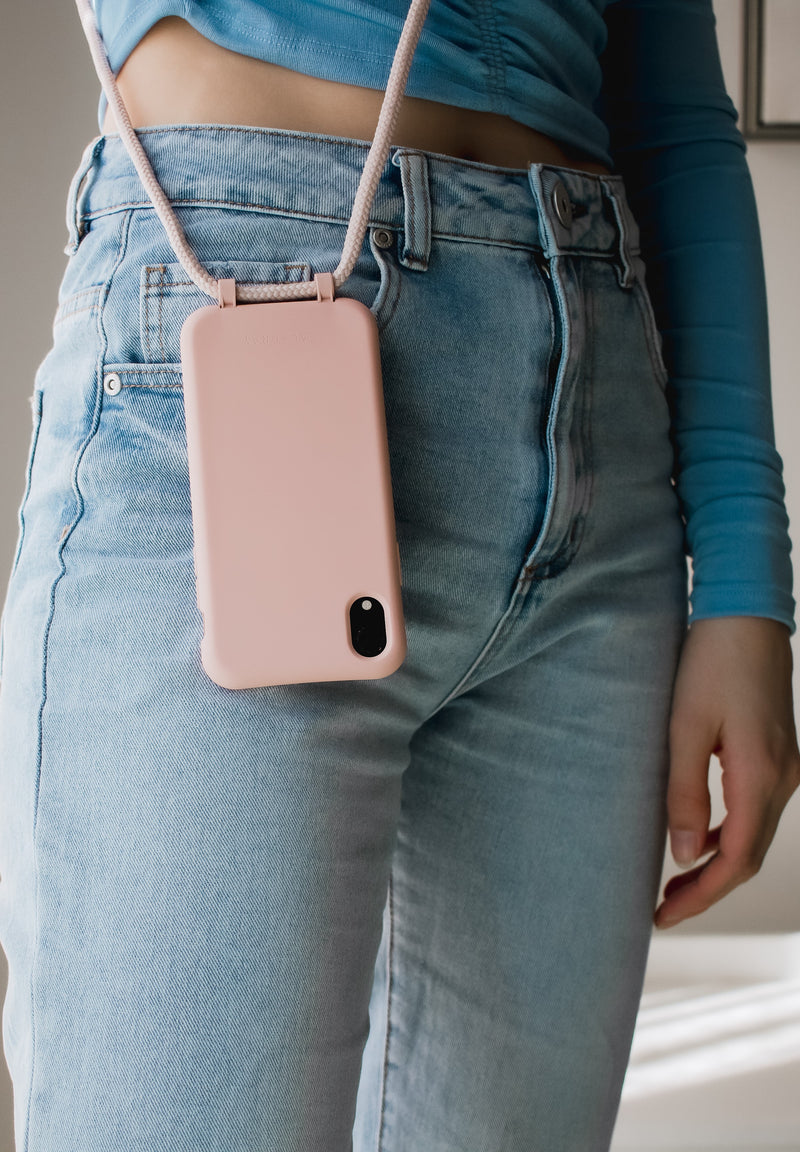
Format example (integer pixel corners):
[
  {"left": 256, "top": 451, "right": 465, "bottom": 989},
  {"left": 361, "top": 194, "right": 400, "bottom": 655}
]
[{"left": 597, "top": 0, "right": 795, "bottom": 634}]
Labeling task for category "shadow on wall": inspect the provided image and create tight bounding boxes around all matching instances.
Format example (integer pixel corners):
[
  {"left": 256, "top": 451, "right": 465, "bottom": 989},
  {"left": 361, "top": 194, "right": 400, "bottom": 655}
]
[{"left": 611, "top": 934, "right": 800, "bottom": 1150}]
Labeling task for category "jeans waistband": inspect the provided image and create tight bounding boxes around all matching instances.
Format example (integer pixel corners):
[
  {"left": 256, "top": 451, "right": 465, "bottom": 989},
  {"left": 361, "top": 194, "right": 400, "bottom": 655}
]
[{"left": 64, "top": 126, "right": 641, "bottom": 287}]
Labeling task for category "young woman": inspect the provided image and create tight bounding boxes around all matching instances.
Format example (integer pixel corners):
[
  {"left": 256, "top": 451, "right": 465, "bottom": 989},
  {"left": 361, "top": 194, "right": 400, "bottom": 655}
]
[{"left": 0, "top": 2, "right": 797, "bottom": 1150}]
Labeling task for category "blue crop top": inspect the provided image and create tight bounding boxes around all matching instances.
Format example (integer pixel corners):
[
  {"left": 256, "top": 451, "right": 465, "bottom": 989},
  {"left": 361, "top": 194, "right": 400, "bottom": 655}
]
[{"left": 92, "top": 0, "right": 796, "bottom": 634}]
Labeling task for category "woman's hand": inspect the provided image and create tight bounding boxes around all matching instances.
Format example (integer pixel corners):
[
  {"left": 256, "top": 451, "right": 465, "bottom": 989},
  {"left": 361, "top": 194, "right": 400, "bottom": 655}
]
[{"left": 654, "top": 615, "right": 800, "bottom": 929}]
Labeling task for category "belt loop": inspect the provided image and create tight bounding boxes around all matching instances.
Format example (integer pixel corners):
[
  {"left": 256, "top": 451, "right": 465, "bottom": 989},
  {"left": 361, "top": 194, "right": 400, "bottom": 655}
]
[
  {"left": 599, "top": 176, "right": 638, "bottom": 289},
  {"left": 64, "top": 135, "right": 104, "bottom": 256},
  {"left": 391, "top": 149, "right": 431, "bottom": 271}
]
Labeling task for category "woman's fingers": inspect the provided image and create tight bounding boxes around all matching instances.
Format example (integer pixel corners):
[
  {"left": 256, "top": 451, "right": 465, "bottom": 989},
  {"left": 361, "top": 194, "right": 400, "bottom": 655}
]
[
  {"left": 655, "top": 757, "right": 783, "bottom": 927},
  {"left": 654, "top": 616, "right": 800, "bottom": 929},
  {"left": 663, "top": 689, "right": 717, "bottom": 869}
]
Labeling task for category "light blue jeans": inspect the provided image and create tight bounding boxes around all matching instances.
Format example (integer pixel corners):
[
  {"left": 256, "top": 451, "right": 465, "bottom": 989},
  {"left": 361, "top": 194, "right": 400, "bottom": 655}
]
[{"left": 0, "top": 126, "right": 688, "bottom": 1152}]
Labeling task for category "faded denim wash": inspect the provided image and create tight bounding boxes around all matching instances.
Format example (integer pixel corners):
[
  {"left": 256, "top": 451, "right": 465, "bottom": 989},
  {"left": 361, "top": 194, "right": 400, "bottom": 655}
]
[{"left": 0, "top": 126, "right": 688, "bottom": 1152}]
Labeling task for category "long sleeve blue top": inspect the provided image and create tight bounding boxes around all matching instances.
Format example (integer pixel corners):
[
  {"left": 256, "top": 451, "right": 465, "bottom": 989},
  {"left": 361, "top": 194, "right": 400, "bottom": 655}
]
[{"left": 93, "top": 0, "right": 796, "bottom": 634}]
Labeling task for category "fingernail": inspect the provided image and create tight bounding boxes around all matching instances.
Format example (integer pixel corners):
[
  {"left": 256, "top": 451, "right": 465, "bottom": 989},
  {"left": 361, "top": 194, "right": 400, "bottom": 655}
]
[
  {"left": 657, "top": 913, "right": 680, "bottom": 929},
  {"left": 671, "top": 830, "right": 699, "bottom": 868}
]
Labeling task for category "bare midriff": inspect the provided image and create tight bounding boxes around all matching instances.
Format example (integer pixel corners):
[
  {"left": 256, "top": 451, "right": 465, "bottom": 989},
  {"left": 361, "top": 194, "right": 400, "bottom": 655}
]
[{"left": 101, "top": 16, "right": 612, "bottom": 176}]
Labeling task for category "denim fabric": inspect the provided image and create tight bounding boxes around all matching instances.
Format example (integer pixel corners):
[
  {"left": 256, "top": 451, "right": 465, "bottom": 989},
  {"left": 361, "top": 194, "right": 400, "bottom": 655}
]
[{"left": 0, "top": 126, "right": 688, "bottom": 1152}]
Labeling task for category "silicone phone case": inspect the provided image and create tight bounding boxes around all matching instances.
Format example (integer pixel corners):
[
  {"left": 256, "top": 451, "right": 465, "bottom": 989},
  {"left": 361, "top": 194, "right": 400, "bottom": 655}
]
[{"left": 180, "top": 285, "right": 407, "bottom": 690}]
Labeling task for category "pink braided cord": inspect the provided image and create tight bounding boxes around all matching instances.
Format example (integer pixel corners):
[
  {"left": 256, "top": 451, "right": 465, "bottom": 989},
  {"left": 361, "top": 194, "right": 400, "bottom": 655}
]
[{"left": 74, "top": 0, "right": 431, "bottom": 305}]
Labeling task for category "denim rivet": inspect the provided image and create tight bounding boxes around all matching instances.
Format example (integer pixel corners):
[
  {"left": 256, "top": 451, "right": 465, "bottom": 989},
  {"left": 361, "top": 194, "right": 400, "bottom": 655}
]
[
  {"left": 103, "top": 372, "right": 122, "bottom": 395},
  {"left": 373, "top": 228, "right": 394, "bottom": 249},
  {"left": 552, "top": 181, "right": 573, "bottom": 229}
]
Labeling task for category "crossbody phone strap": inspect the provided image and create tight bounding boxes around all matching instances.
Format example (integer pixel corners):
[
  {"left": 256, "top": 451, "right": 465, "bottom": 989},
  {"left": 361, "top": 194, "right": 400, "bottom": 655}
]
[{"left": 74, "top": 0, "right": 432, "bottom": 306}]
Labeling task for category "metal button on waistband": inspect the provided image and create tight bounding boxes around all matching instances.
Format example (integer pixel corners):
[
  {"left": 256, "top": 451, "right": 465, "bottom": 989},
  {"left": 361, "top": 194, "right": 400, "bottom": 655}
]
[
  {"left": 552, "top": 180, "right": 574, "bottom": 228},
  {"left": 103, "top": 372, "right": 122, "bottom": 395},
  {"left": 372, "top": 228, "right": 394, "bottom": 249}
]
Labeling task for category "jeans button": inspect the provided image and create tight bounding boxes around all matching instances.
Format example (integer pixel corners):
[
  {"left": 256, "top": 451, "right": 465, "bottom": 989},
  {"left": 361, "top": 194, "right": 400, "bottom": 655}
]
[
  {"left": 372, "top": 228, "right": 394, "bottom": 249},
  {"left": 552, "top": 180, "right": 573, "bottom": 228}
]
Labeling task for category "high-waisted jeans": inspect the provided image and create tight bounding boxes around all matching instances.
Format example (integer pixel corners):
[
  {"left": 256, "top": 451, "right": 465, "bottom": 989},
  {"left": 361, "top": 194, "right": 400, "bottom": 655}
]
[{"left": 0, "top": 126, "right": 688, "bottom": 1152}]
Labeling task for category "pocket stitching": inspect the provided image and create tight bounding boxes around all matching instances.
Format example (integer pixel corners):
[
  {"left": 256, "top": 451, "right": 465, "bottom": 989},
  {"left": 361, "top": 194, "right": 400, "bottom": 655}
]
[
  {"left": 139, "top": 259, "right": 314, "bottom": 366},
  {"left": 54, "top": 284, "right": 104, "bottom": 326},
  {"left": 101, "top": 364, "right": 183, "bottom": 390}
]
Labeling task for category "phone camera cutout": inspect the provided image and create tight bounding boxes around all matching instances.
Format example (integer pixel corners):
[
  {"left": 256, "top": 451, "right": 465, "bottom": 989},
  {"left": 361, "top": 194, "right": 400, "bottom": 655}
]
[{"left": 349, "top": 595, "right": 387, "bottom": 657}]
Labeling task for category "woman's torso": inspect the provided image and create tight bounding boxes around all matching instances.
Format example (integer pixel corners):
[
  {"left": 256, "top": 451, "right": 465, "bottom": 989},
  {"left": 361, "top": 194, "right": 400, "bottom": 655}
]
[{"left": 101, "top": 16, "right": 612, "bottom": 175}]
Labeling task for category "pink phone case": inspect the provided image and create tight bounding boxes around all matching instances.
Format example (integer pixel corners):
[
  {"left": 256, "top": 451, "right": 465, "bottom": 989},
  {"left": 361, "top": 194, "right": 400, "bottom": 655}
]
[{"left": 180, "top": 281, "right": 407, "bottom": 689}]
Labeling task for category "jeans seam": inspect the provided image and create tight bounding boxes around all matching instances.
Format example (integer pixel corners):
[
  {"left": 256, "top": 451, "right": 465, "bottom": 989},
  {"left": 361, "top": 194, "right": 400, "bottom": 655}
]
[
  {"left": 22, "top": 208, "right": 133, "bottom": 1152},
  {"left": 158, "top": 265, "right": 166, "bottom": 364},
  {"left": 408, "top": 163, "right": 417, "bottom": 266},
  {"left": 143, "top": 266, "right": 153, "bottom": 362},
  {"left": 516, "top": 252, "right": 565, "bottom": 578},
  {"left": 630, "top": 270, "right": 669, "bottom": 395},
  {"left": 521, "top": 261, "right": 596, "bottom": 581},
  {"left": 146, "top": 264, "right": 310, "bottom": 290},
  {"left": 420, "top": 584, "right": 527, "bottom": 720},
  {"left": 7, "top": 390, "right": 44, "bottom": 589},
  {"left": 377, "top": 866, "right": 394, "bottom": 1152},
  {"left": 53, "top": 301, "right": 102, "bottom": 326}
]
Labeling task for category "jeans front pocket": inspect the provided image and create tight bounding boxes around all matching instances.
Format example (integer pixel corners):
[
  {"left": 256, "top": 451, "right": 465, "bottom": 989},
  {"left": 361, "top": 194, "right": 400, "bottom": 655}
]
[
  {"left": 139, "top": 258, "right": 314, "bottom": 365},
  {"left": 71, "top": 364, "right": 199, "bottom": 681},
  {"left": 95, "top": 364, "right": 192, "bottom": 547}
]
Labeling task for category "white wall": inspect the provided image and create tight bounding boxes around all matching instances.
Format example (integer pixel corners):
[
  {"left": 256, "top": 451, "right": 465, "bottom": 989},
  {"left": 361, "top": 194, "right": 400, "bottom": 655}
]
[{"left": 0, "top": 7, "right": 99, "bottom": 1147}]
